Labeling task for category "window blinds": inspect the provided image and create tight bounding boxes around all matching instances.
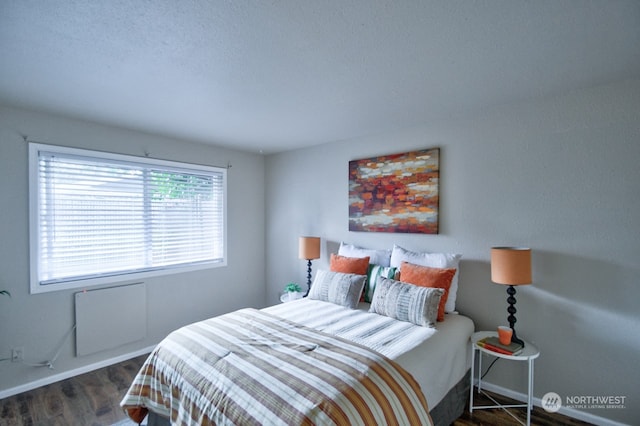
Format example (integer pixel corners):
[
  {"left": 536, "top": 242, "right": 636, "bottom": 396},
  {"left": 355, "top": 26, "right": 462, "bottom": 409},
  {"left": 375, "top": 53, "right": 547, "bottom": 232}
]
[{"left": 32, "top": 145, "right": 226, "bottom": 288}]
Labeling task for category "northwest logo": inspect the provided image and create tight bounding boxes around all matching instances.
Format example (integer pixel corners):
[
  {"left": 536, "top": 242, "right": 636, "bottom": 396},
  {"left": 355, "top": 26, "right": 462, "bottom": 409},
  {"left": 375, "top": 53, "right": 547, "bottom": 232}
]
[{"left": 542, "top": 392, "right": 562, "bottom": 413}]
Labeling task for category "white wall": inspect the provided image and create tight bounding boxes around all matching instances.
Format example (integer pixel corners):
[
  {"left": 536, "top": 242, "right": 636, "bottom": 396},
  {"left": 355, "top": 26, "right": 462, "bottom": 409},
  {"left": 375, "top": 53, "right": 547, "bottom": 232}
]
[
  {"left": 265, "top": 79, "right": 640, "bottom": 425},
  {"left": 0, "top": 106, "right": 266, "bottom": 395}
]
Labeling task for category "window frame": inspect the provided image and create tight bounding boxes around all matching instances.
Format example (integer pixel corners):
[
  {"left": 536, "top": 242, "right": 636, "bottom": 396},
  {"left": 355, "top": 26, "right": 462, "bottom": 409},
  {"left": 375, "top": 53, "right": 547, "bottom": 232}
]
[{"left": 29, "top": 143, "right": 227, "bottom": 294}]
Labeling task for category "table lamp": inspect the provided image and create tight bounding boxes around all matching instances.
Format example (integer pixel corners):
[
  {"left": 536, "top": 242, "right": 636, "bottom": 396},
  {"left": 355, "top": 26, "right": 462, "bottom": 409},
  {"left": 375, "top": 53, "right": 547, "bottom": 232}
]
[
  {"left": 491, "top": 247, "right": 531, "bottom": 347},
  {"left": 299, "top": 236, "right": 320, "bottom": 296}
]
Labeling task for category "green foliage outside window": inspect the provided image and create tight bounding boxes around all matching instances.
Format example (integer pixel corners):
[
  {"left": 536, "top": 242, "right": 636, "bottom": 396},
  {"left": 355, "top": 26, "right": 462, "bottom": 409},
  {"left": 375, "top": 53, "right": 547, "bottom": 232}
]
[{"left": 150, "top": 171, "right": 214, "bottom": 200}]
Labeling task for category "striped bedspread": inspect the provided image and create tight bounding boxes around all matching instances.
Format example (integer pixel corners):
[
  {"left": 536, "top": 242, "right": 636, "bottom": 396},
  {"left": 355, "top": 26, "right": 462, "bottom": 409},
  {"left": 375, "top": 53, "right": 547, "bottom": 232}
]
[
  {"left": 264, "top": 298, "right": 437, "bottom": 359},
  {"left": 121, "top": 308, "right": 433, "bottom": 425}
]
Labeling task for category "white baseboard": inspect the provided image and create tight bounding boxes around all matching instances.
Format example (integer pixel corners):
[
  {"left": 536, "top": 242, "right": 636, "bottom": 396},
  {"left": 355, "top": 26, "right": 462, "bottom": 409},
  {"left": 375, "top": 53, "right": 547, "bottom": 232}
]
[
  {"left": 473, "top": 380, "right": 629, "bottom": 426},
  {"left": 0, "top": 345, "right": 155, "bottom": 400}
]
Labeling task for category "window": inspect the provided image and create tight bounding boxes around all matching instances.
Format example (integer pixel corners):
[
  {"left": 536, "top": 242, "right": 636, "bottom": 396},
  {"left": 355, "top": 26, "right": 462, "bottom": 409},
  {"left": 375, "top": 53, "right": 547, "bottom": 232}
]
[{"left": 29, "top": 143, "right": 226, "bottom": 294}]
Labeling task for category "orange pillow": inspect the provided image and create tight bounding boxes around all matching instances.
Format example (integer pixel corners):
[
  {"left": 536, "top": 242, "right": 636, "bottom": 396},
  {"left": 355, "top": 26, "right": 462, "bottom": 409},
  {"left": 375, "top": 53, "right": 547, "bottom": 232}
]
[
  {"left": 330, "top": 253, "right": 370, "bottom": 276},
  {"left": 399, "top": 261, "right": 456, "bottom": 321}
]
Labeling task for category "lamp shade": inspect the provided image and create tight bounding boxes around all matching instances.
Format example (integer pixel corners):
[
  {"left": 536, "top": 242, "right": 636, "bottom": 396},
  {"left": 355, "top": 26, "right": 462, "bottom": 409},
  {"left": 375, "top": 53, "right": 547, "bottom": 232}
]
[
  {"left": 491, "top": 247, "right": 531, "bottom": 285},
  {"left": 299, "top": 236, "right": 321, "bottom": 260}
]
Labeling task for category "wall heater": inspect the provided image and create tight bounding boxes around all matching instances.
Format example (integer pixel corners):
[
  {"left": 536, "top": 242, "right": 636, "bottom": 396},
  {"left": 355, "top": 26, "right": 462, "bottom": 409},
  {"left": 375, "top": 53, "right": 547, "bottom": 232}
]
[{"left": 74, "top": 283, "right": 146, "bottom": 357}]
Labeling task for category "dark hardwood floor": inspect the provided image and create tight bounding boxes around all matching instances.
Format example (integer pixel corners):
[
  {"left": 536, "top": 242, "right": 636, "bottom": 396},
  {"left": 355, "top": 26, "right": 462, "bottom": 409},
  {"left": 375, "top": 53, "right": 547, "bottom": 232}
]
[
  {"left": 0, "top": 355, "right": 594, "bottom": 426},
  {"left": 454, "top": 390, "right": 593, "bottom": 426},
  {"left": 0, "top": 355, "right": 148, "bottom": 426}
]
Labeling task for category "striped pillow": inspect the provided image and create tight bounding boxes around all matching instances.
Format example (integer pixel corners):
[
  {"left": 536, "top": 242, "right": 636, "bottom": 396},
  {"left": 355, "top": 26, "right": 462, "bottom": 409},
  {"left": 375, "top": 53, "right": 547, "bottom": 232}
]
[
  {"left": 369, "top": 277, "right": 443, "bottom": 327},
  {"left": 364, "top": 264, "right": 398, "bottom": 303},
  {"left": 308, "top": 270, "right": 367, "bottom": 309}
]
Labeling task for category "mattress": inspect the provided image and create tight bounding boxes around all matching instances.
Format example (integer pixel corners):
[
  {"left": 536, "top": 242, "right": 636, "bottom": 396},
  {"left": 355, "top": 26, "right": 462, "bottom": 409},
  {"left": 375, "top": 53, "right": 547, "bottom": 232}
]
[{"left": 264, "top": 298, "right": 474, "bottom": 409}]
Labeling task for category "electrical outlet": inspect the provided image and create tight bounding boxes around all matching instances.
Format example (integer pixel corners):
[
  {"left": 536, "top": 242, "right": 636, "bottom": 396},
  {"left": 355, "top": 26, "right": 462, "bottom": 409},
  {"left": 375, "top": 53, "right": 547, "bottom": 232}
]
[{"left": 11, "top": 347, "right": 23, "bottom": 362}]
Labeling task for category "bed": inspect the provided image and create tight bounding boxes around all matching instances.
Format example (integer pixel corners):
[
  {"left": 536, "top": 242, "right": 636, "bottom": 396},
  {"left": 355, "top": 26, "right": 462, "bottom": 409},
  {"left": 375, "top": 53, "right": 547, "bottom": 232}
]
[
  {"left": 121, "top": 244, "right": 474, "bottom": 425},
  {"left": 120, "top": 299, "right": 473, "bottom": 425}
]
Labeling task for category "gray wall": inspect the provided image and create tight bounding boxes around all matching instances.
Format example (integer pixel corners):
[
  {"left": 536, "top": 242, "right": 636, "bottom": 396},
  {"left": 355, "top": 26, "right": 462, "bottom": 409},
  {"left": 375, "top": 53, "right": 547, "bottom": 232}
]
[
  {"left": 0, "top": 106, "right": 266, "bottom": 394},
  {"left": 265, "top": 79, "right": 640, "bottom": 425}
]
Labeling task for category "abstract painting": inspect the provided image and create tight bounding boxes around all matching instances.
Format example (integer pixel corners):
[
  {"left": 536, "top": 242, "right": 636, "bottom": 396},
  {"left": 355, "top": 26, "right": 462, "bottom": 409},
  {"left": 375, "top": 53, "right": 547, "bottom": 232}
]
[{"left": 349, "top": 148, "right": 439, "bottom": 234}]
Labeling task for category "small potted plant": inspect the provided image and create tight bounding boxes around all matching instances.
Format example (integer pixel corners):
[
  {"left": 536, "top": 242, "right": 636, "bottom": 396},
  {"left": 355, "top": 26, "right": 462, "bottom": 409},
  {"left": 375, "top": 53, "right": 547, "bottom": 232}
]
[{"left": 281, "top": 283, "right": 303, "bottom": 302}]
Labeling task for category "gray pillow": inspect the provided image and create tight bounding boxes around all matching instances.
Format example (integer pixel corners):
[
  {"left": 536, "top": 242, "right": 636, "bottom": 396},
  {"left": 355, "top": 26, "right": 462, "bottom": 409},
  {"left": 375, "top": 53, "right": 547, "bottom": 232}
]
[
  {"left": 308, "top": 270, "right": 367, "bottom": 309},
  {"left": 369, "top": 276, "right": 443, "bottom": 327}
]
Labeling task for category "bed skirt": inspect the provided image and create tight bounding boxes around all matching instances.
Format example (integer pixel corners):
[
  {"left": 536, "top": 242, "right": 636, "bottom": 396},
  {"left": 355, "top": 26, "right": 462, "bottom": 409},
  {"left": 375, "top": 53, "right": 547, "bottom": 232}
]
[{"left": 428, "top": 369, "right": 470, "bottom": 426}]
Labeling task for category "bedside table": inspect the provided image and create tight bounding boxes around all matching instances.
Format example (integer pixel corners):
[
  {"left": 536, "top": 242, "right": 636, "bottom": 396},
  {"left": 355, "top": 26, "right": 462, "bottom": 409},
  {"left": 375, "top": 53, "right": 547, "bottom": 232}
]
[{"left": 469, "top": 331, "right": 540, "bottom": 426}]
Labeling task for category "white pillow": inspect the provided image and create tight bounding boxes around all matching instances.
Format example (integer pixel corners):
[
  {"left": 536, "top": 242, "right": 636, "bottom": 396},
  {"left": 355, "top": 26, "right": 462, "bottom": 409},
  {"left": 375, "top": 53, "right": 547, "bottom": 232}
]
[
  {"left": 339, "top": 242, "right": 391, "bottom": 267},
  {"left": 390, "top": 244, "right": 462, "bottom": 313}
]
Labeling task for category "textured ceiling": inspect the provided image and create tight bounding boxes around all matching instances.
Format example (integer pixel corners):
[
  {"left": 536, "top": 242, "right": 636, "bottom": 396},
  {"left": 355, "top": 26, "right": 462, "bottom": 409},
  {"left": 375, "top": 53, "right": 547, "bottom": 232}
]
[{"left": 1, "top": 1, "right": 639, "bottom": 154}]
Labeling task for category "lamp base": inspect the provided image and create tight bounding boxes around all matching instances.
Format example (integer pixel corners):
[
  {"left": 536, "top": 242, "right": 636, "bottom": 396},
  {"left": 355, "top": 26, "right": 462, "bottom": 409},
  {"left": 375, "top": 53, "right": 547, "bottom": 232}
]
[
  {"left": 510, "top": 330, "right": 525, "bottom": 348},
  {"left": 304, "top": 259, "right": 313, "bottom": 297},
  {"left": 506, "top": 285, "right": 525, "bottom": 348}
]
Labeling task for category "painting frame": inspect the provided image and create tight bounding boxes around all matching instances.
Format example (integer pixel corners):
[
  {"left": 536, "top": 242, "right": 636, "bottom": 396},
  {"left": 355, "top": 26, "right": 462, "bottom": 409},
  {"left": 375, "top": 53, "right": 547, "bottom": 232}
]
[{"left": 348, "top": 148, "right": 439, "bottom": 234}]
